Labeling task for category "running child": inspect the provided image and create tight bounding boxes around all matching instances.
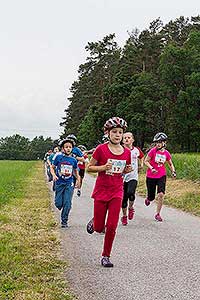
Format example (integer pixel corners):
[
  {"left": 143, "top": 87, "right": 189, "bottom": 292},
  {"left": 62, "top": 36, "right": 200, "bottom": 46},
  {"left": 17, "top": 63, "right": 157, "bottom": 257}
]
[
  {"left": 47, "top": 145, "right": 60, "bottom": 191},
  {"left": 44, "top": 149, "right": 53, "bottom": 182},
  {"left": 51, "top": 138, "right": 80, "bottom": 228},
  {"left": 144, "top": 132, "right": 176, "bottom": 222},
  {"left": 77, "top": 145, "right": 89, "bottom": 196},
  {"left": 87, "top": 117, "right": 132, "bottom": 267},
  {"left": 121, "top": 132, "right": 144, "bottom": 225}
]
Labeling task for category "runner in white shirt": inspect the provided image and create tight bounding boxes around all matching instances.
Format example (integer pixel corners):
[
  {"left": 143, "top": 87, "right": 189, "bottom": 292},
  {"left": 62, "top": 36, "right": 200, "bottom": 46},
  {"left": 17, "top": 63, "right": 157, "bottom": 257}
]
[{"left": 121, "top": 132, "right": 144, "bottom": 226}]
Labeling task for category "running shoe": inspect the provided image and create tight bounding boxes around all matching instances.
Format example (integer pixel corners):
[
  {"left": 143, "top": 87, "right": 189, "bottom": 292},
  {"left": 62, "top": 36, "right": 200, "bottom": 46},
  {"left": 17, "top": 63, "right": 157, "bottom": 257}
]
[
  {"left": 101, "top": 256, "right": 114, "bottom": 268},
  {"left": 145, "top": 198, "right": 151, "bottom": 206},
  {"left": 86, "top": 218, "right": 94, "bottom": 234},
  {"left": 121, "top": 216, "right": 128, "bottom": 226},
  {"left": 77, "top": 189, "right": 81, "bottom": 197},
  {"left": 61, "top": 223, "right": 68, "bottom": 228},
  {"left": 128, "top": 207, "right": 135, "bottom": 220},
  {"left": 155, "top": 213, "right": 163, "bottom": 222}
]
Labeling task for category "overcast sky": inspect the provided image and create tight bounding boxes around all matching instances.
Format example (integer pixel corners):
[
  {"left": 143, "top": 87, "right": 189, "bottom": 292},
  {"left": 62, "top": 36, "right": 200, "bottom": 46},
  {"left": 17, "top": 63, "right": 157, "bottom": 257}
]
[{"left": 0, "top": 0, "right": 199, "bottom": 140}]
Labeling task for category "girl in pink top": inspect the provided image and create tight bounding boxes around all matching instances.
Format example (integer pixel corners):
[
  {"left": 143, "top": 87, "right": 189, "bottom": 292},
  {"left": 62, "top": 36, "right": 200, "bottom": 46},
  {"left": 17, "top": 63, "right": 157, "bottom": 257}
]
[
  {"left": 87, "top": 117, "right": 132, "bottom": 267},
  {"left": 144, "top": 132, "right": 176, "bottom": 222}
]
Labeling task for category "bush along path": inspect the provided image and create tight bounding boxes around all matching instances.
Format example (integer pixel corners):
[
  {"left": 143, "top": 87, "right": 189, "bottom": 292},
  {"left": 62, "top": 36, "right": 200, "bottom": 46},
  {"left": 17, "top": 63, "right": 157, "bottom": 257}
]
[{"left": 0, "top": 161, "right": 74, "bottom": 300}]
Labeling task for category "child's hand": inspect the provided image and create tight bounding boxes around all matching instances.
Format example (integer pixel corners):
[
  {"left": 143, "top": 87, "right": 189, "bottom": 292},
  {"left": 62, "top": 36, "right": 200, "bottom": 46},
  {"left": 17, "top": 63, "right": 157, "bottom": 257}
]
[
  {"left": 171, "top": 171, "right": 176, "bottom": 179},
  {"left": 53, "top": 175, "right": 58, "bottom": 181},
  {"left": 104, "top": 161, "right": 112, "bottom": 171},
  {"left": 124, "top": 164, "right": 132, "bottom": 174},
  {"left": 76, "top": 176, "right": 81, "bottom": 189},
  {"left": 151, "top": 168, "right": 158, "bottom": 174}
]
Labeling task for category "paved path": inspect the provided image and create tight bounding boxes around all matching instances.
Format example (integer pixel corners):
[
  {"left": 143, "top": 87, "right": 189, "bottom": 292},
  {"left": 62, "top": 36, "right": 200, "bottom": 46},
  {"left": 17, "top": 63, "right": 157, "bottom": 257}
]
[{"left": 50, "top": 174, "right": 200, "bottom": 300}]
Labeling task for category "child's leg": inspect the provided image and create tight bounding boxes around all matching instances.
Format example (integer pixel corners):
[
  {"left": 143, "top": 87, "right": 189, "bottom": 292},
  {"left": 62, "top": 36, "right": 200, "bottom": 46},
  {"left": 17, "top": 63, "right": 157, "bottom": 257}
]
[
  {"left": 79, "top": 169, "right": 85, "bottom": 188},
  {"left": 122, "top": 182, "right": 128, "bottom": 217},
  {"left": 156, "top": 176, "right": 166, "bottom": 214},
  {"left": 102, "top": 197, "right": 122, "bottom": 257},
  {"left": 61, "top": 185, "right": 74, "bottom": 225},
  {"left": 156, "top": 193, "right": 164, "bottom": 214},
  {"left": 47, "top": 166, "right": 53, "bottom": 181},
  {"left": 146, "top": 177, "right": 157, "bottom": 201},
  {"left": 93, "top": 199, "right": 107, "bottom": 233},
  {"left": 55, "top": 183, "right": 64, "bottom": 210},
  {"left": 127, "top": 179, "right": 137, "bottom": 208}
]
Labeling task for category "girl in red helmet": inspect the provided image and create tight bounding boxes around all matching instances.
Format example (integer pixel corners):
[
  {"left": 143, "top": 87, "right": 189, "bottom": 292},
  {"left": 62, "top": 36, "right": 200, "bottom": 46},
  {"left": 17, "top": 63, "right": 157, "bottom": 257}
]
[{"left": 87, "top": 117, "right": 132, "bottom": 267}]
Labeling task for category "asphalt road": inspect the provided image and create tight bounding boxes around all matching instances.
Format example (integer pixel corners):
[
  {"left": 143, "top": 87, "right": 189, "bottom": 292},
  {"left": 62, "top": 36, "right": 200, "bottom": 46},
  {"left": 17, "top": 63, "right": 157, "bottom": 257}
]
[{"left": 51, "top": 173, "right": 200, "bottom": 300}]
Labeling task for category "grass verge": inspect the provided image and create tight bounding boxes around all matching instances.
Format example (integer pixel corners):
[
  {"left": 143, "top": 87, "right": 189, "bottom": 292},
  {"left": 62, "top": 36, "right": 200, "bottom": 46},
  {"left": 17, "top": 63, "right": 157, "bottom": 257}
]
[{"left": 0, "top": 161, "right": 74, "bottom": 300}]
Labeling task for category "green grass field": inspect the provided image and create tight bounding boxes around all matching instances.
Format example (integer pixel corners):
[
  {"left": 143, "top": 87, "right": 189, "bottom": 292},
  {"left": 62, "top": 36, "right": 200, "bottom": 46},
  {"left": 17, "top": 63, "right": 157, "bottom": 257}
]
[
  {"left": 0, "top": 161, "right": 73, "bottom": 300},
  {"left": 0, "top": 161, "right": 35, "bottom": 207},
  {"left": 169, "top": 153, "right": 200, "bottom": 181}
]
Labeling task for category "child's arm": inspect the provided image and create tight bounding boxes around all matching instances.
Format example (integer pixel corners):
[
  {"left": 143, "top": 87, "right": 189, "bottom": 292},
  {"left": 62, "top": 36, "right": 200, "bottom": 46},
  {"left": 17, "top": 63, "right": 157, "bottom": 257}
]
[
  {"left": 87, "top": 157, "right": 112, "bottom": 173},
  {"left": 50, "top": 165, "right": 58, "bottom": 181},
  {"left": 76, "top": 156, "right": 85, "bottom": 162},
  {"left": 74, "top": 169, "right": 81, "bottom": 188},
  {"left": 144, "top": 155, "right": 157, "bottom": 173},
  {"left": 139, "top": 156, "right": 144, "bottom": 170},
  {"left": 167, "top": 159, "right": 176, "bottom": 177}
]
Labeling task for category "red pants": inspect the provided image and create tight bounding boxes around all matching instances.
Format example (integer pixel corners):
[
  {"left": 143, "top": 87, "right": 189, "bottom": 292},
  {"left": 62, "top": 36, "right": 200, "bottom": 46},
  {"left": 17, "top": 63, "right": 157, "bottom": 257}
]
[{"left": 93, "top": 197, "right": 122, "bottom": 257}]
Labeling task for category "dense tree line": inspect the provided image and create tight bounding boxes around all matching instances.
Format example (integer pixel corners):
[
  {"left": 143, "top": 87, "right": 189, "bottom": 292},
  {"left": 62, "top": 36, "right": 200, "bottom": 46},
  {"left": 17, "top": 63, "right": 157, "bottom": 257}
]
[
  {"left": 61, "top": 16, "right": 200, "bottom": 152},
  {"left": 0, "top": 134, "right": 54, "bottom": 160}
]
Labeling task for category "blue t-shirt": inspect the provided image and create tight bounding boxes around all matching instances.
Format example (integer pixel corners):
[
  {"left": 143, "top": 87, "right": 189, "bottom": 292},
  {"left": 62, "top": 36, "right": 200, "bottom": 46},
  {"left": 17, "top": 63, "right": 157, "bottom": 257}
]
[
  {"left": 48, "top": 153, "right": 56, "bottom": 165},
  {"left": 52, "top": 153, "right": 78, "bottom": 185},
  {"left": 72, "top": 147, "right": 83, "bottom": 159}
]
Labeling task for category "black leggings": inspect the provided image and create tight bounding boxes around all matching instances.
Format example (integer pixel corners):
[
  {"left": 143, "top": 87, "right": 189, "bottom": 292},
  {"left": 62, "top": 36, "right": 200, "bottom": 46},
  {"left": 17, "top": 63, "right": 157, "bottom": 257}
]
[
  {"left": 122, "top": 179, "right": 138, "bottom": 209},
  {"left": 146, "top": 176, "right": 166, "bottom": 201}
]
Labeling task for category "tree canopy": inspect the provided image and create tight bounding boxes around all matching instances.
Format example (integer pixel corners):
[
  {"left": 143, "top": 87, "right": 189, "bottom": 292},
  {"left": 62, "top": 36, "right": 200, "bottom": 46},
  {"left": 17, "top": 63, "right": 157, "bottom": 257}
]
[
  {"left": 0, "top": 135, "right": 54, "bottom": 160},
  {"left": 61, "top": 16, "right": 200, "bottom": 152}
]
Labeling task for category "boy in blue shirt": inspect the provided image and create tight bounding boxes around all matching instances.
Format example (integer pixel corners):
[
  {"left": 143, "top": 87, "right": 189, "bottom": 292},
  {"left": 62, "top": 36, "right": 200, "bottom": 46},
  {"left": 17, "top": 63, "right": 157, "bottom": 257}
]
[{"left": 51, "top": 138, "right": 80, "bottom": 228}]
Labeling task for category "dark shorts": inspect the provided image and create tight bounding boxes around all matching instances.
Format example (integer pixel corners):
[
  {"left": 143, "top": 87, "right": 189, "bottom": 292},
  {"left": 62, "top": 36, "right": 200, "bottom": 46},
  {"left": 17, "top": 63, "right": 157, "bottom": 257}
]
[
  {"left": 79, "top": 168, "right": 85, "bottom": 179},
  {"left": 122, "top": 179, "right": 138, "bottom": 208},
  {"left": 146, "top": 176, "right": 166, "bottom": 201}
]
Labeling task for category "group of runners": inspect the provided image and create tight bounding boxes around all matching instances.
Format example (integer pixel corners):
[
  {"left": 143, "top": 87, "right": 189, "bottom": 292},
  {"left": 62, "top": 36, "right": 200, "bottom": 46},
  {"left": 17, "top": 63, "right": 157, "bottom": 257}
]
[{"left": 44, "top": 116, "right": 176, "bottom": 268}]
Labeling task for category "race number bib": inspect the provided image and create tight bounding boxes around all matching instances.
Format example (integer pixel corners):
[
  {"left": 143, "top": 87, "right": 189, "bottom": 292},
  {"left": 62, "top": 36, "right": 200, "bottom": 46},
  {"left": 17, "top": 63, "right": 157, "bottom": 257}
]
[
  {"left": 106, "top": 159, "right": 126, "bottom": 175},
  {"left": 60, "top": 164, "right": 73, "bottom": 177},
  {"left": 155, "top": 153, "right": 166, "bottom": 166}
]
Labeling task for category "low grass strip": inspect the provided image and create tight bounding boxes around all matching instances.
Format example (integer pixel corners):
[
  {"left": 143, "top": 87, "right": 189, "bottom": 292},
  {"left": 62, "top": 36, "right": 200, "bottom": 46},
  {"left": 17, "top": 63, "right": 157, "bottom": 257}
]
[{"left": 0, "top": 161, "right": 74, "bottom": 300}]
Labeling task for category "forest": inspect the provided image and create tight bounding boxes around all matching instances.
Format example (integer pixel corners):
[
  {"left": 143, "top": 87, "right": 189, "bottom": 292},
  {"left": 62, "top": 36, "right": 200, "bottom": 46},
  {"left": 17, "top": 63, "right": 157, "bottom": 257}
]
[
  {"left": 60, "top": 16, "right": 200, "bottom": 152},
  {"left": 0, "top": 135, "right": 53, "bottom": 160}
]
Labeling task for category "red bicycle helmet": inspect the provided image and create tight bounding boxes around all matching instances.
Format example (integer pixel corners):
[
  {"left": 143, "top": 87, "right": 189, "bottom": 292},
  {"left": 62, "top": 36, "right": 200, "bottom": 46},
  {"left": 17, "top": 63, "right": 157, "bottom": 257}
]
[{"left": 104, "top": 117, "right": 127, "bottom": 131}]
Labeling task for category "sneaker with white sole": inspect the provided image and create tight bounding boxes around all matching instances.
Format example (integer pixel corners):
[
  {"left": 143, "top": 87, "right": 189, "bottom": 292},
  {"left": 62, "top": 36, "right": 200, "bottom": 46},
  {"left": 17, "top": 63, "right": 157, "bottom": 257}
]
[
  {"left": 61, "top": 223, "right": 68, "bottom": 228},
  {"left": 101, "top": 256, "right": 114, "bottom": 267},
  {"left": 86, "top": 218, "right": 94, "bottom": 234}
]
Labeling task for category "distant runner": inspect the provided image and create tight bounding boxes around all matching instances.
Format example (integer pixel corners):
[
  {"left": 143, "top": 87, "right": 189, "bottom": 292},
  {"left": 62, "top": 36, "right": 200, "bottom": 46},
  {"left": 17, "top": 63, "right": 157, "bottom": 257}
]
[
  {"left": 51, "top": 138, "right": 80, "bottom": 228},
  {"left": 77, "top": 145, "right": 89, "bottom": 196}
]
